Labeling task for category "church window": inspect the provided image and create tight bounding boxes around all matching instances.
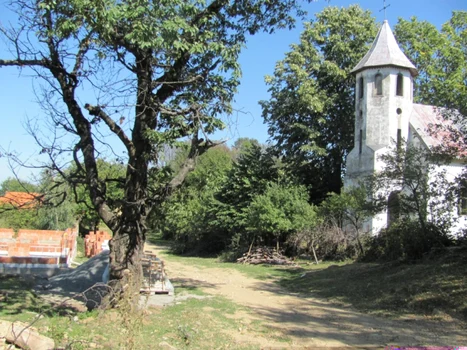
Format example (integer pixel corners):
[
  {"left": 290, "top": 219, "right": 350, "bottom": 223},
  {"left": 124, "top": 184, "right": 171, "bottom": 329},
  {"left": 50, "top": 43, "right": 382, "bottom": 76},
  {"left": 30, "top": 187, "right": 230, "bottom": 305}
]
[
  {"left": 396, "top": 108, "right": 402, "bottom": 150},
  {"left": 359, "top": 129, "right": 363, "bottom": 154},
  {"left": 397, "top": 129, "right": 402, "bottom": 150},
  {"left": 459, "top": 183, "right": 467, "bottom": 215},
  {"left": 359, "top": 77, "right": 364, "bottom": 99},
  {"left": 375, "top": 73, "right": 383, "bottom": 95},
  {"left": 396, "top": 73, "right": 404, "bottom": 96}
]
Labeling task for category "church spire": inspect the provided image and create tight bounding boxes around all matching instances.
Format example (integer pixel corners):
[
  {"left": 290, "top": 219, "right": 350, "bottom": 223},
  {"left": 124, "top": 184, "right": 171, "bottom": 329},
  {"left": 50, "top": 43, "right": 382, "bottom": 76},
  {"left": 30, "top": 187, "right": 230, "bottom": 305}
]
[{"left": 351, "top": 21, "right": 418, "bottom": 77}]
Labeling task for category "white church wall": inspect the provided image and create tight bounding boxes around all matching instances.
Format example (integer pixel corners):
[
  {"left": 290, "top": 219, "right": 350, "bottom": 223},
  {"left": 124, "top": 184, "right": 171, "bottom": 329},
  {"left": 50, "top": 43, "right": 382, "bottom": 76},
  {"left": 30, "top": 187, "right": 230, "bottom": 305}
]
[
  {"left": 355, "top": 68, "right": 413, "bottom": 151},
  {"left": 427, "top": 162, "right": 467, "bottom": 237},
  {"left": 345, "top": 65, "right": 415, "bottom": 235},
  {"left": 346, "top": 67, "right": 414, "bottom": 185},
  {"left": 344, "top": 146, "right": 375, "bottom": 187}
]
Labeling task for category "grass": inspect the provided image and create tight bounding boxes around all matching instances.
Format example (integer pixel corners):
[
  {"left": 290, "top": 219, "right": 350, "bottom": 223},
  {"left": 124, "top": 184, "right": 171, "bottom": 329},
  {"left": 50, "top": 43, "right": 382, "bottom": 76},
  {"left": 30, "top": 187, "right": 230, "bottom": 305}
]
[
  {"left": 148, "top": 234, "right": 301, "bottom": 281},
  {"left": 73, "top": 236, "right": 90, "bottom": 264},
  {"left": 138, "top": 297, "right": 252, "bottom": 349},
  {"left": 277, "top": 247, "right": 467, "bottom": 322},
  {"left": 160, "top": 247, "right": 307, "bottom": 283},
  {"left": 0, "top": 275, "right": 66, "bottom": 321},
  {"left": 46, "top": 296, "right": 254, "bottom": 349},
  {"left": 0, "top": 273, "right": 260, "bottom": 349},
  {"left": 3, "top": 234, "right": 466, "bottom": 348}
]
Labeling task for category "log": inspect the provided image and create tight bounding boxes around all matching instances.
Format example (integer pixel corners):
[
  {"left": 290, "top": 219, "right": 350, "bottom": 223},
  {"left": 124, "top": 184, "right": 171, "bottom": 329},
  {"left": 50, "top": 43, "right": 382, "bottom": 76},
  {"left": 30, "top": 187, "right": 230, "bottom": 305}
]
[{"left": 0, "top": 320, "right": 55, "bottom": 350}]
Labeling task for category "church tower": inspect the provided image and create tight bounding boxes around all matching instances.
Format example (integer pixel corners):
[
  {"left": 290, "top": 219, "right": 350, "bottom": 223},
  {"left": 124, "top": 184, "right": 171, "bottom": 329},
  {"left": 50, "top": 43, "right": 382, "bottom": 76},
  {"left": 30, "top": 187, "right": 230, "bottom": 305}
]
[{"left": 344, "top": 20, "right": 418, "bottom": 232}]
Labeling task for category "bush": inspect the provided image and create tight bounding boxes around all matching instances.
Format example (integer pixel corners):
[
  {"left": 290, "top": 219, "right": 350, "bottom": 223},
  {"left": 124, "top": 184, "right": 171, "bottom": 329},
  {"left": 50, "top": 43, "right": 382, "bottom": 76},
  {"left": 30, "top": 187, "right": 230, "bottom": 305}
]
[
  {"left": 246, "top": 183, "right": 317, "bottom": 250},
  {"left": 363, "top": 219, "right": 453, "bottom": 262}
]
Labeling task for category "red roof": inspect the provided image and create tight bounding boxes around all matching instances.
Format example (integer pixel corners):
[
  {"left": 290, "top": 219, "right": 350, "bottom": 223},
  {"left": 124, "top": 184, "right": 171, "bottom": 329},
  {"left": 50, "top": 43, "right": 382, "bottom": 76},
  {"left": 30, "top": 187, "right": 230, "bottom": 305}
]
[
  {"left": 0, "top": 192, "right": 44, "bottom": 208},
  {"left": 410, "top": 104, "right": 466, "bottom": 157}
]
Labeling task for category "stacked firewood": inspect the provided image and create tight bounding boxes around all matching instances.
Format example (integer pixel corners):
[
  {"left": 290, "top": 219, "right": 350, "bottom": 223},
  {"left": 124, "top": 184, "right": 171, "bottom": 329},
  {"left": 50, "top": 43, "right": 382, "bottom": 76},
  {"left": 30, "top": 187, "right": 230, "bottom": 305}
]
[{"left": 236, "top": 246, "right": 296, "bottom": 265}]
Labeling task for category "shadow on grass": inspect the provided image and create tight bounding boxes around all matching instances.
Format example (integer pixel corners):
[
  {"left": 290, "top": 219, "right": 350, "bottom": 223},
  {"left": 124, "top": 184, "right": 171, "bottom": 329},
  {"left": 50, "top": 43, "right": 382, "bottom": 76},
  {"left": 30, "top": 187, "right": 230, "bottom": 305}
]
[
  {"left": 275, "top": 248, "right": 467, "bottom": 322},
  {"left": 238, "top": 293, "right": 466, "bottom": 346},
  {"left": 0, "top": 275, "right": 80, "bottom": 318},
  {"left": 146, "top": 236, "right": 467, "bottom": 324},
  {"left": 171, "top": 277, "right": 217, "bottom": 291},
  {"left": 146, "top": 235, "right": 172, "bottom": 249}
]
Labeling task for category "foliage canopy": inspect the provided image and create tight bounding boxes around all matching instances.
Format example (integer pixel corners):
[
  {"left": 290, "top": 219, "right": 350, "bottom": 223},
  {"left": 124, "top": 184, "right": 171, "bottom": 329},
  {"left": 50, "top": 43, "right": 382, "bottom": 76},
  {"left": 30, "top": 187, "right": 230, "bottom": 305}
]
[
  {"left": 260, "top": 5, "right": 378, "bottom": 201},
  {"left": 0, "top": 0, "right": 311, "bottom": 299}
]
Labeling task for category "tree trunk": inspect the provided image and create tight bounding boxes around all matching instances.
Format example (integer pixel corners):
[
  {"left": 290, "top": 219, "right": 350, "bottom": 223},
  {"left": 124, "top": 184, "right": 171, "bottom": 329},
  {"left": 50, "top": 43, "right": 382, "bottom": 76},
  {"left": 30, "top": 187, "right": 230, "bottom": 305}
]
[
  {"left": 311, "top": 240, "right": 319, "bottom": 265},
  {"left": 107, "top": 224, "right": 145, "bottom": 308},
  {"left": 248, "top": 237, "right": 255, "bottom": 255},
  {"left": 356, "top": 230, "right": 364, "bottom": 257}
]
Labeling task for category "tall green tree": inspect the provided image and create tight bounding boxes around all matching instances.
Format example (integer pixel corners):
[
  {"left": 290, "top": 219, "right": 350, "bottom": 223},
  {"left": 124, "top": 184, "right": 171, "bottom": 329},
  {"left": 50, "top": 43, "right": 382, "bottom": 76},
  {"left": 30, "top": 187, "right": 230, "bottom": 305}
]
[
  {"left": 215, "top": 143, "right": 295, "bottom": 251},
  {"left": 217, "top": 144, "right": 280, "bottom": 228},
  {"left": 154, "top": 145, "right": 233, "bottom": 253},
  {"left": 394, "top": 11, "right": 467, "bottom": 116},
  {"left": 231, "top": 137, "right": 261, "bottom": 160},
  {"left": 0, "top": 0, "right": 311, "bottom": 301},
  {"left": 260, "top": 5, "right": 378, "bottom": 201}
]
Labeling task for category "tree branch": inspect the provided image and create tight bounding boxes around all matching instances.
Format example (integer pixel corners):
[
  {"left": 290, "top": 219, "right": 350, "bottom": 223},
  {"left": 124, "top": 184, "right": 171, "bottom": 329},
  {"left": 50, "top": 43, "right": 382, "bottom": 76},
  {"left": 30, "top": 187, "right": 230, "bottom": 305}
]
[
  {"left": 164, "top": 134, "right": 225, "bottom": 196},
  {"left": 72, "top": 33, "right": 93, "bottom": 76},
  {"left": 0, "top": 58, "right": 48, "bottom": 67},
  {"left": 154, "top": 0, "right": 228, "bottom": 104},
  {"left": 151, "top": 74, "right": 204, "bottom": 90},
  {"left": 84, "top": 104, "right": 135, "bottom": 157}
]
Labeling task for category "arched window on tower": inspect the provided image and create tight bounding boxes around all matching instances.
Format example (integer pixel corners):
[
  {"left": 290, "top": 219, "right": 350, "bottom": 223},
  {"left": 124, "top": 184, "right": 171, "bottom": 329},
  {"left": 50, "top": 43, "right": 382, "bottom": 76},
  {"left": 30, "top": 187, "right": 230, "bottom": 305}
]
[
  {"left": 359, "top": 110, "right": 363, "bottom": 155},
  {"left": 359, "top": 77, "right": 364, "bottom": 99},
  {"left": 359, "top": 129, "right": 363, "bottom": 154},
  {"left": 396, "top": 73, "right": 404, "bottom": 96},
  {"left": 375, "top": 73, "right": 383, "bottom": 95}
]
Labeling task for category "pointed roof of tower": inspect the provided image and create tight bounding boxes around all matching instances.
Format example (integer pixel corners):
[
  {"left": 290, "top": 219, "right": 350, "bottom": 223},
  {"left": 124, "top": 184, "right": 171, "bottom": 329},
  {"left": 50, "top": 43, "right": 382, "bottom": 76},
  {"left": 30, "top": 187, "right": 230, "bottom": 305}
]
[{"left": 351, "top": 20, "right": 418, "bottom": 76}]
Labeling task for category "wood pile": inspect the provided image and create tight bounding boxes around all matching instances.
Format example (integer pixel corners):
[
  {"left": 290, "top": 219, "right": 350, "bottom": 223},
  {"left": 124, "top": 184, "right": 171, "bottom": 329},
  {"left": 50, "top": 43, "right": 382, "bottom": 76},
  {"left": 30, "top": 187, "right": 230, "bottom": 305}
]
[
  {"left": 236, "top": 247, "right": 296, "bottom": 265},
  {"left": 140, "top": 251, "right": 170, "bottom": 294}
]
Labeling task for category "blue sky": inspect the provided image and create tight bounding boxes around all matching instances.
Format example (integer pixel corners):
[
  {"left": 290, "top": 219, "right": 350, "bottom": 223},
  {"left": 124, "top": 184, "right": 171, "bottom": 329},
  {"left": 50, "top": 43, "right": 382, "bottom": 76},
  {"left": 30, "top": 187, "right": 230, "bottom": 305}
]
[{"left": 0, "top": 0, "right": 465, "bottom": 183}]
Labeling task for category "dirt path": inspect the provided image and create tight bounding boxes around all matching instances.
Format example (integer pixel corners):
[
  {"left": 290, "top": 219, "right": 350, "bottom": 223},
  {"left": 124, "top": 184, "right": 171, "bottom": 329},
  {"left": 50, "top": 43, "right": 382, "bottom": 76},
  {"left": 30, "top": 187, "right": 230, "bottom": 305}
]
[{"left": 147, "top": 243, "right": 466, "bottom": 348}]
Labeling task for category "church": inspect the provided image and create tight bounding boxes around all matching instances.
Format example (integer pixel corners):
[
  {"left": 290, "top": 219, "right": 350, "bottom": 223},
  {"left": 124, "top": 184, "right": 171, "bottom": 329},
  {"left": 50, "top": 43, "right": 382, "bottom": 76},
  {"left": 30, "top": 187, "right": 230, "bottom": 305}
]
[{"left": 344, "top": 20, "right": 466, "bottom": 235}]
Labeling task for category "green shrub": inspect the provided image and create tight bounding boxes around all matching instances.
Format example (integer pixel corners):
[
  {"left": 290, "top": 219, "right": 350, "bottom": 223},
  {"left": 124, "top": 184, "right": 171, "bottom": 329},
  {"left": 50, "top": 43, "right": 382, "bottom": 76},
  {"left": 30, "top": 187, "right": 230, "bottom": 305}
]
[
  {"left": 246, "top": 183, "right": 317, "bottom": 250},
  {"left": 363, "top": 219, "right": 453, "bottom": 261}
]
